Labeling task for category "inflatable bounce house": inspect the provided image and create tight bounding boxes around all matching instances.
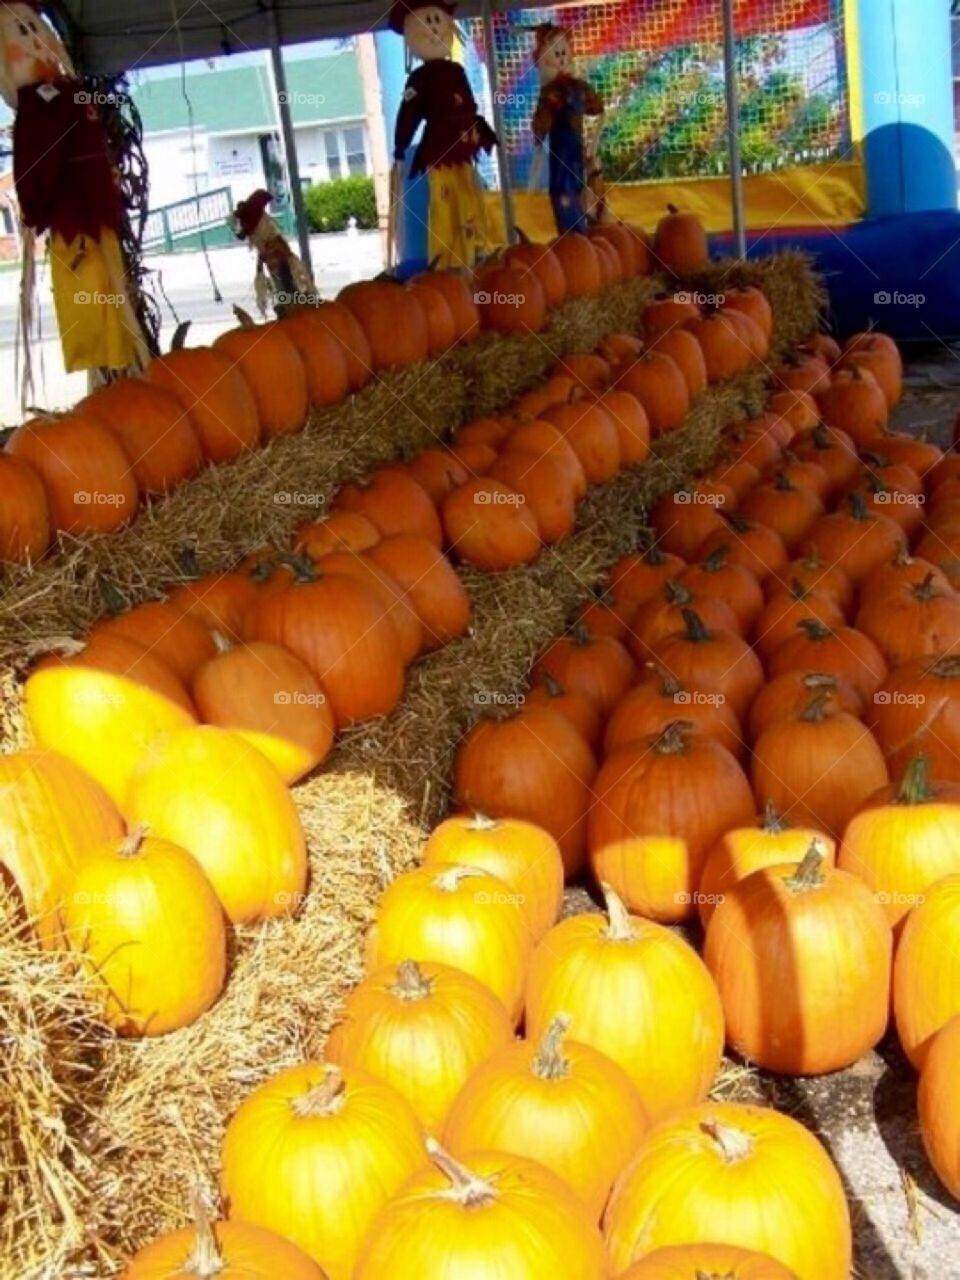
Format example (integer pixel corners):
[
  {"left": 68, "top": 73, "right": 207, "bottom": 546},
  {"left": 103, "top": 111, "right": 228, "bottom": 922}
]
[{"left": 378, "top": 0, "right": 959, "bottom": 341}]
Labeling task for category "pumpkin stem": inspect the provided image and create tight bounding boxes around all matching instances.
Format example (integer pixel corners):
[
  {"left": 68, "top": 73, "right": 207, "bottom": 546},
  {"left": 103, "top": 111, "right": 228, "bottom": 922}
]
[
  {"left": 210, "top": 630, "right": 233, "bottom": 656},
  {"left": 666, "top": 203, "right": 679, "bottom": 215},
  {"left": 183, "top": 1187, "right": 224, "bottom": 1278},
  {"left": 648, "top": 661, "right": 681, "bottom": 698},
  {"left": 930, "top": 655, "right": 960, "bottom": 679},
  {"left": 681, "top": 608, "right": 711, "bottom": 643},
  {"left": 540, "top": 672, "right": 566, "bottom": 699},
  {"left": 513, "top": 225, "right": 532, "bottom": 246},
  {"left": 700, "top": 1119, "right": 753, "bottom": 1162},
  {"left": 390, "top": 959, "right": 434, "bottom": 1001},
  {"left": 799, "top": 690, "right": 833, "bottom": 723},
  {"left": 281, "top": 553, "right": 318, "bottom": 584},
  {"left": 601, "top": 882, "right": 634, "bottom": 942},
  {"left": 290, "top": 1066, "right": 346, "bottom": 1117},
  {"left": 427, "top": 1138, "right": 497, "bottom": 1207},
  {"left": 171, "top": 320, "right": 192, "bottom": 352},
  {"left": 117, "top": 827, "right": 149, "bottom": 858},
  {"left": 847, "top": 491, "right": 871, "bottom": 521},
  {"left": 724, "top": 513, "right": 751, "bottom": 534},
  {"left": 773, "top": 471, "right": 795, "bottom": 492},
  {"left": 700, "top": 546, "right": 729, "bottom": 573},
  {"left": 784, "top": 842, "right": 826, "bottom": 892},
  {"left": 664, "top": 579, "right": 692, "bottom": 606},
  {"left": 232, "top": 304, "right": 256, "bottom": 329},
  {"left": 911, "top": 573, "right": 941, "bottom": 602},
  {"left": 810, "top": 423, "right": 830, "bottom": 450},
  {"left": 760, "top": 800, "right": 790, "bottom": 833},
  {"left": 637, "top": 535, "right": 666, "bottom": 565},
  {"left": 532, "top": 1013, "right": 572, "bottom": 1081},
  {"left": 653, "top": 720, "right": 694, "bottom": 755},
  {"left": 895, "top": 754, "right": 934, "bottom": 806},
  {"left": 571, "top": 621, "right": 593, "bottom": 647},
  {"left": 801, "top": 672, "right": 839, "bottom": 692},
  {"left": 433, "top": 865, "right": 485, "bottom": 893},
  {"left": 797, "top": 617, "right": 831, "bottom": 642},
  {"left": 466, "top": 812, "right": 499, "bottom": 832}
]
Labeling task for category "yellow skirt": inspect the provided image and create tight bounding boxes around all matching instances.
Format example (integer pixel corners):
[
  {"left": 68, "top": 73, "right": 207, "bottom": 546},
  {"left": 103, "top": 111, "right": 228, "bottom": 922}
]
[
  {"left": 50, "top": 228, "right": 147, "bottom": 372},
  {"left": 427, "top": 164, "right": 491, "bottom": 272}
]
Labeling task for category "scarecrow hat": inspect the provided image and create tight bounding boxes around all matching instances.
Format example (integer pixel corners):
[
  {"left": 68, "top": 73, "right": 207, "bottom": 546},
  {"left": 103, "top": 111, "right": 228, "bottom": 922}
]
[
  {"left": 232, "top": 188, "right": 272, "bottom": 240},
  {"left": 529, "top": 22, "right": 570, "bottom": 62},
  {"left": 388, "top": 0, "right": 457, "bottom": 35}
]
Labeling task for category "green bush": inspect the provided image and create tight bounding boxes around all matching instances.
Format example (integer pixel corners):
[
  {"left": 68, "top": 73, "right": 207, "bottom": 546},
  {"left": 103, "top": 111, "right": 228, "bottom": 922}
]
[{"left": 304, "top": 175, "right": 377, "bottom": 233}]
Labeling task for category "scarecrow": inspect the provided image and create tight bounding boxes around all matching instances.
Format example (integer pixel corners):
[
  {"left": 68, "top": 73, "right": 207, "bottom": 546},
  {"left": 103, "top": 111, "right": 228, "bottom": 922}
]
[
  {"left": 530, "top": 22, "right": 607, "bottom": 234},
  {"left": 390, "top": 0, "right": 497, "bottom": 271},
  {"left": 0, "top": 0, "right": 147, "bottom": 375},
  {"left": 230, "top": 188, "right": 315, "bottom": 316}
]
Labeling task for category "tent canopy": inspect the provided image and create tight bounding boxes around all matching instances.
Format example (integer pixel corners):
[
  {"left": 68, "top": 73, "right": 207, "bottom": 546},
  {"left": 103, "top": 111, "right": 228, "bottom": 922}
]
[{"left": 55, "top": 0, "right": 498, "bottom": 74}]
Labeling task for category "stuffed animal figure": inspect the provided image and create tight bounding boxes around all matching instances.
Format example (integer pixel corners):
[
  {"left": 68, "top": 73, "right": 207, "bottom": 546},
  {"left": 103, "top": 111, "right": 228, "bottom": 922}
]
[
  {"left": 390, "top": 0, "right": 497, "bottom": 271},
  {"left": 231, "top": 188, "right": 315, "bottom": 315},
  {"left": 0, "top": 0, "right": 147, "bottom": 376},
  {"left": 531, "top": 23, "right": 607, "bottom": 234}
]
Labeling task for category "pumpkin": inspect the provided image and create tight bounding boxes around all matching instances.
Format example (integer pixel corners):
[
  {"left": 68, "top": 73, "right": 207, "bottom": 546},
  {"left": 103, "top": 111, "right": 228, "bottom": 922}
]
[
  {"left": 407, "top": 270, "right": 481, "bottom": 343},
  {"left": 752, "top": 583, "right": 845, "bottom": 663},
  {"left": 771, "top": 354, "right": 830, "bottom": 397},
  {"left": 863, "top": 429, "right": 941, "bottom": 477},
  {"left": 704, "top": 847, "right": 891, "bottom": 1073},
  {"left": 243, "top": 560, "right": 405, "bottom": 726},
  {"left": 723, "top": 285, "right": 773, "bottom": 338},
  {"left": 591, "top": 221, "right": 642, "bottom": 277},
  {"left": 605, "top": 665, "right": 744, "bottom": 760},
  {"left": 167, "top": 568, "right": 266, "bottom": 643},
  {"left": 314, "top": 550, "right": 423, "bottom": 663},
  {"left": 453, "top": 706, "right": 597, "bottom": 875},
  {"left": 476, "top": 264, "right": 547, "bottom": 334},
  {"left": 850, "top": 477, "right": 924, "bottom": 537},
  {"left": 338, "top": 280, "right": 430, "bottom": 369},
  {"left": 767, "top": 388, "right": 819, "bottom": 437},
  {"left": 554, "top": 351, "right": 612, "bottom": 393},
  {"left": 24, "top": 636, "right": 196, "bottom": 807},
  {"left": 738, "top": 473, "right": 823, "bottom": 553},
  {"left": 126, "top": 725, "right": 307, "bottom": 923},
  {"left": 647, "top": 327, "right": 709, "bottom": 399},
  {"left": 593, "top": 389, "right": 651, "bottom": 465},
  {"left": 144, "top": 343, "right": 262, "bottom": 462},
  {"left": 0, "top": 749, "right": 124, "bottom": 947},
  {"left": 422, "top": 812, "right": 563, "bottom": 941},
  {"left": 698, "top": 804, "right": 836, "bottom": 926},
  {"left": 616, "top": 352, "right": 691, "bottom": 435},
  {"left": 618, "top": 1243, "right": 799, "bottom": 1280},
  {"left": 487, "top": 450, "right": 576, "bottom": 544},
  {"left": 441, "top": 478, "right": 541, "bottom": 571},
  {"left": 501, "top": 232, "right": 567, "bottom": 306},
  {"left": 80, "top": 379, "right": 203, "bottom": 494},
  {"left": 654, "top": 204, "right": 709, "bottom": 273},
  {"left": 804, "top": 332, "right": 842, "bottom": 362},
  {"left": 698, "top": 514, "right": 788, "bottom": 583},
  {"left": 855, "top": 572, "right": 960, "bottom": 667},
  {"left": 550, "top": 232, "right": 602, "bottom": 297},
  {"left": 793, "top": 423, "right": 860, "bottom": 497},
  {"left": 293, "top": 512, "right": 381, "bottom": 561},
  {"left": 533, "top": 623, "right": 635, "bottom": 714},
  {"left": 642, "top": 293, "right": 701, "bottom": 338},
  {"left": 0, "top": 452, "right": 51, "bottom": 563},
  {"left": 604, "top": 1102, "right": 852, "bottom": 1280},
  {"left": 914, "top": 524, "right": 960, "bottom": 590},
  {"left": 598, "top": 331, "right": 645, "bottom": 369},
  {"left": 869, "top": 655, "right": 960, "bottom": 780},
  {"left": 191, "top": 638, "right": 334, "bottom": 783},
  {"left": 525, "top": 885, "right": 723, "bottom": 1119},
  {"left": 840, "top": 339, "right": 902, "bottom": 407},
  {"left": 893, "top": 873, "right": 960, "bottom": 1074},
  {"left": 816, "top": 366, "right": 888, "bottom": 445},
  {"left": 542, "top": 398, "right": 621, "bottom": 483},
  {"left": 766, "top": 549, "right": 854, "bottom": 615},
  {"left": 309, "top": 300, "right": 374, "bottom": 389},
  {"left": 6, "top": 411, "right": 140, "bottom": 535},
  {"left": 590, "top": 234, "right": 623, "bottom": 286},
  {"left": 214, "top": 318, "right": 309, "bottom": 438},
  {"left": 752, "top": 692, "right": 890, "bottom": 837},
  {"left": 839, "top": 754, "right": 960, "bottom": 940},
  {"left": 335, "top": 468, "right": 442, "bottom": 548},
  {"left": 525, "top": 673, "right": 604, "bottom": 752},
  {"left": 766, "top": 617, "right": 887, "bottom": 702},
  {"left": 747, "top": 669, "right": 864, "bottom": 742},
  {"left": 724, "top": 308, "right": 767, "bottom": 363},
  {"left": 405, "top": 278, "right": 458, "bottom": 354},
  {"left": 512, "top": 373, "right": 577, "bottom": 417},
  {"left": 365, "top": 864, "right": 531, "bottom": 1022},
  {"left": 725, "top": 417, "right": 784, "bottom": 473},
  {"left": 685, "top": 312, "right": 749, "bottom": 381},
  {"left": 442, "top": 1013, "right": 649, "bottom": 1217},
  {"left": 704, "top": 453, "right": 762, "bottom": 502},
  {"left": 354, "top": 1142, "right": 608, "bottom": 1279},
  {"left": 368, "top": 534, "right": 471, "bottom": 650},
  {"left": 502, "top": 419, "right": 588, "bottom": 499},
  {"left": 402, "top": 449, "right": 469, "bottom": 505},
  {"left": 648, "top": 488, "right": 726, "bottom": 560},
  {"left": 606, "top": 540, "right": 687, "bottom": 615},
  {"left": 776, "top": 455, "right": 832, "bottom": 504},
  {"left": 326, "top": 959, "right": 512, "bottom": 1134},
  {"left": 221, "top": 1062, "right": 424, "bottom": 1280},
  {"left": 629, "top": 579, "right": 741, "bottom": 660},
  {"left": 919, "top": 1012, "right": 960, "bottom": 1200},
  {"left": 90, "top": 600, "right": 217, "bottom": 685},
  {"left": 63, "top": 829, "right": 227, "bottom": 1035},
  {"left": 123, "top": 1213, "right": 325, "bottom": 1279},
  {"left": 677, "top": 546, "right": 765, "bottom": 632},
  {"left": 589, "top": 721, "right": 755, "bottom": 922},
  {"left": 278, "top": 310, "right": 351, "bottom": 405},
  {"left": 651, "top": 608, "right": 764, "bottom": 719}
]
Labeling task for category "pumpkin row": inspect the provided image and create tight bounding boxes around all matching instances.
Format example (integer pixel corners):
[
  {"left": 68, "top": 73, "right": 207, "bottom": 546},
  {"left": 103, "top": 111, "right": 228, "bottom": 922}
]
[{"left": 0, "top": 207, "right": 707, "bottom": 567}]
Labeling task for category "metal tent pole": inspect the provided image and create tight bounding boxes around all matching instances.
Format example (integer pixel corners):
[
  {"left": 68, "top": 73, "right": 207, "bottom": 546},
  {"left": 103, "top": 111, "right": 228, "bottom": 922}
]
[
  {"left": 722, "top": 0, "right": 747, "bottom": 259},
  {"left": 481, "top": 0, "right": 515, "bottom": 242},
  {"left": 269, "top": 4, "right": 314, "bottom": 280}
]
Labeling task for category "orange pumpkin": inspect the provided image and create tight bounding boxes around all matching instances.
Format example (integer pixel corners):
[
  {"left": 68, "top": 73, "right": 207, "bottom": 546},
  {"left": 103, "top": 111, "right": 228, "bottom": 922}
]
[
  {"left": 697, "top": 514, "right": 788, "bottom": 583},
  {"left": 646, "top": 327, "right": 709, "bottom": 399},
  {"left": 839, "top": 336, "right": 902, "bottom": 407},
  {"left": 723, "top": 285, "right": 773, "bottom": 338},
  {"left": 803, "top": 492, "right": 906, "bottom": 585},
  {"left": 311, "top": 300, "right": 374, "bottom": 389},
  {"left": 816, "top": 366, "right": 888, "bottom": 445},
  {"left": 502, "top": 419, "right": 587, "bottom": 499},
  {"left": 167, "top": 567, "right": 266, "bottom": 643},
  {"left": 752, "top": 584, "right": 845, "bottom": 664},
  {"left": 594, "top": 389, "right": 651, "bottom": 465},
  {"left": 476, "top": 264, "right": 547, "bottom": 334},
  {"left": 550, "top": 232, "right": 602, "bottom": 297},
  {"left": 81, "top": 379, "right": 203, "bottom": 495},
  {"left": 524, "top": 673, "right": 604, "bottom": 753},
  {"left": 738, "top": 473, "right": 823, "bottom": 553},
  {"left": 408, "top": 270, "right": 481, "bottom": 343},
  {"left": 405, "top": 279, "right": 458, "bottom": 355},
  {"left": 767, "top": 388, "right": 820, "bottom": 437},
  {"left": 122, "top": 1215, "right": 326, "bottom": 1279},
  {"left": 618, "top": 1244, "right": 798, "bottom": 1280},
  {"left": 642, "top": 293, "right": 701, "bottom": 339},
  {"left": 746, "top": 669, "right": 864, "bottom": 742},
  {"left": 651, "top": 608, "right": 764, "bottom": 719},
  {"left": 441, "top": 479, "right": 541, "bottom": 571},
  {"left": 919, "top": 1012, "right": 960, "bottom": 1202},
  {"left": 677, "top": 546, "right": 765, "bottom": 632},
  {"left": 616, "top": 352, "right": 691, "bottom": 435},
  {"left": 486, "top": 451, "right": 576, "bottom": 544},
  {"left": 533, "top": 623, "right": 635, "bottom": 715},
  {"left": 213, "top": 318, "right": 309, "bottom": 438},
  {"left": 766, "top": 549, "right": 854, "bottom": 615},
  {"left": 554, "top": 351, "right": 612, "bottom": 393},
  {"left": 278, "top": 310, "right": 351, "bottom": 405},
  {"left": 685, "top": 312, "right": 749, "bottom": 381},
  {"left": 653, "top": 204, "right": 709, "bottom": 273},
  {"left": 90, "top": 600, "right": 217, "bottom": 685},
  {"left": 541, "top": 399, "right": 621, "bottom": 483},
  {"left": 502, "top": 232, "right": 568, "bottom": 307},
  {"left": 335, "top": 468, "right": 442, "bottom": 547},
  {"left": 855, "top": 572, "right": 960, "bottom": 668},
  {"left": 766, "top": 617, "right": 887, "bottom": 703},
  {"left": 868, "top": 655, "right": 960, "bottom": 781},
  {"left": 368, "top": 534, "right": 471, "bottom": 650},
  {"left": 0, "top": 453, "right": 51, "bottom": 563},
  {"left": 293, "top": 512, "right": 381, "bottom": 561},
  {"left": 606, "top": 540, "right": 687, "bottom": 615},
  {"left": 145, "top": 343, "right": 261, "bottom": 462},
  {"left": 338, "top": 279, "right": 430, "bottom": 369},
  {"left": 605, "top": 665, "right": 744, "bottom": 761},
  {"left": 793, "top": 423, "right": 860, "bottom": 497}
]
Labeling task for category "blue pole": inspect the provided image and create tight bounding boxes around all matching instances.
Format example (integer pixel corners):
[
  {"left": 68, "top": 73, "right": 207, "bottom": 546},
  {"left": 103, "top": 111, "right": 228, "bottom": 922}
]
[{"left": 374, "top": 29, "right": 430, "bottom": 271}]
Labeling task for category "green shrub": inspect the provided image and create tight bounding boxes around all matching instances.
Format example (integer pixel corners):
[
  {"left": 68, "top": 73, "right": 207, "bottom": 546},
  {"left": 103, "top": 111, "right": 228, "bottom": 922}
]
[{"left": 304, "top": 175, "right": 377, "bottom": 233}]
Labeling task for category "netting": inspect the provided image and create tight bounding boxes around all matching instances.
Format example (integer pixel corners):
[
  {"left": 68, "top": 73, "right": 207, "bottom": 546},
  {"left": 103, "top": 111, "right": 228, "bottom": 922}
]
[{"left": 463, "top": 0, "right": 851, "bottom": 190}]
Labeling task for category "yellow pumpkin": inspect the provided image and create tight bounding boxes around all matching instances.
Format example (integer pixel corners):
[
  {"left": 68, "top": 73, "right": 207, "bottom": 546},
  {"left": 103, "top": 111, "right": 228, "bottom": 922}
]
[
  {"left": 442, "top": 1013, "right": 650, "bottom": 1217},
  {"left": 619, "top": 1243, "right": 799, "bottom": 1279},
  {"left": 420, "top": 812, "right": 564, "bottom": 940},
  {"left": 0, "top": 748, "right": 123, "bottom": 946},
  {"left": 326, "top": 959, "right": 512, "bottom": 1134},
  {"left": 365, "top": 864, "right": 531, "bottom": 1023},
  {"left": 918, "top": 1012, "right": 960, "bottom": 1201},
  {"left": 122, "top": 1209, "right": 327, "bottom": 1278},
  {"left": 125, "top": 726, "right": 307, "bottom": 924},
  {"left": 62, "top": 829, "right": 227, "bottom": 1035},
  {"left": 24, "top": 636, "right": 196, "bottom": 808},
  {"left": 604, "top": 1102, "right": 852, "bottom": 1280},
  {"left": 894, "top": 873, "right": 960, "bottom": 1069},
  {"left": 354, "top": 1141, "right": 609, "bottom": 1279},
  {"left": 524, "top": 885, "right": 723, "bottom": 1120},
  {"left": 221, "top": 1061, "right": 425, "bottom": 1280}
]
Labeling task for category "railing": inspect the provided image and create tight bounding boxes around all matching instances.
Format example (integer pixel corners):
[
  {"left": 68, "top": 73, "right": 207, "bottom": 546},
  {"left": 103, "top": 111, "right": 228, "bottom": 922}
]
[{"left": 142, "top": 187, "right": 234, "bottom": 254}]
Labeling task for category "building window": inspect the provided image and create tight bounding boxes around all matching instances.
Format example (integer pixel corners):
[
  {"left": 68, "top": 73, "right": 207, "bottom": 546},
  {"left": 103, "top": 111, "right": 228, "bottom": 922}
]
[
  {"left": 324, "top": 131, "right": 342, "bottom": 182},
  {"left": 344, "top": 126, "right": 366, "bottom": 177},
  {"left": 0, "top": 205, "right": 13, "bottom": 236}
]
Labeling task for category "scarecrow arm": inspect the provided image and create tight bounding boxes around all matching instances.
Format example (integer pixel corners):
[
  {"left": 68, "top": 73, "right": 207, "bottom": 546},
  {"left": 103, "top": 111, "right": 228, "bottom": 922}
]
[
  {"left": 394, "top": 73, "right": 427, "bottom": 160},
  {"left": 585, "top": 83, "right": 605, "bottom": 116},
  {"left": 532, "top": 86, "right": 561, "bottom": 144}
]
